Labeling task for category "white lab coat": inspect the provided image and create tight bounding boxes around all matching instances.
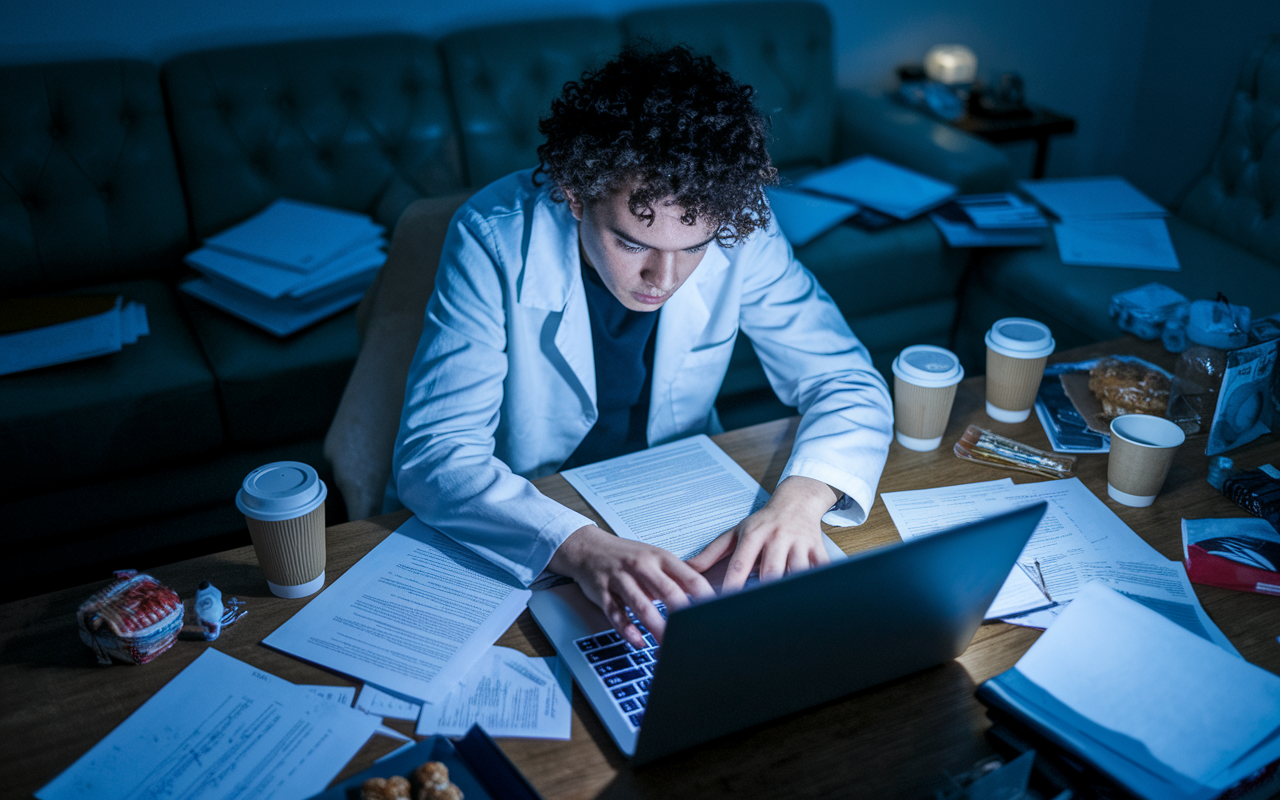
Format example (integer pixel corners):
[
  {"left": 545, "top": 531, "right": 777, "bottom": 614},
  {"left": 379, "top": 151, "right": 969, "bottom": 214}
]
[{"left": 392, "top": 170, "right": 893, "bottom": 585}]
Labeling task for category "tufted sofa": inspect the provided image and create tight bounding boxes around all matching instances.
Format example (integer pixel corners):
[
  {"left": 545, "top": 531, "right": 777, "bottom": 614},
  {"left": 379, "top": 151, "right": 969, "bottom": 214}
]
[
  {"left": 956, "top": 35, "right": 1280, "bottom": 367},
  {"left": 0, "top": 1, "right": 1011, "bottom": 600}
]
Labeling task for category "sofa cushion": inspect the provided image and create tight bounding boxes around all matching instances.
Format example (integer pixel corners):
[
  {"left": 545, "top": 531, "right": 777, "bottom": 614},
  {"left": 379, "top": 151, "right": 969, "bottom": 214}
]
[
  {"left": 0, "top": 279, "right": 221, "bottom": 500},
  {"left": 961, "top": 215, "right": 1280, "bottom": 367},
  {"left": 179, "top": 299, "right": 360, "bottom": 447},
  {"left": 623, "top": 1, "right": 834, "bottom": 173},
  {"left": 162, "top": 34, "right": 463, "bottom": 234},
  {"left": 440, "top": 18, "right": 624, "bottom": 189},
  {"left": 0, "top": 60, "right": 189, "bottom": 293},
  {"left": 1179, "top": 35, "right": 1280, "bottom": 266}
]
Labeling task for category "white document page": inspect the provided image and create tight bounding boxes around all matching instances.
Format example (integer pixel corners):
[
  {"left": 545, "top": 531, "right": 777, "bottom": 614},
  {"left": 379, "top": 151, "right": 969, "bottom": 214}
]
[
  {"left": 1019, "top": 176, "right": 1167, "bottom": 219},
  {"left": 881, "top": 479, "right": 1052, "bottom": 618},
  {"left": 356, "top": 684, "right": 423, "bottom": 721},
  {"left": 186, "top": 240, "right": 384, "bottom": 300},
  {"left": 1011, "top": 582, "right": 1280, "bottom": 792},
  {"left": 204, "top": 198, "right": 384, "bottom": 272},
  {"left": 799, "top": 154, "right": 956, "bottom": 219},
  {"left": 561, "top": 434, "right": 843, "bottom": 562},
  {"left": 416, "top": 646, "right": 572, "bottom": 739},
  {"left": 1054, "top": 218, "right": 1180, "bottom": 271},
  {"left": 303, "top": 684, "right": 356, "bottom": 706},
  {"left": 263, "top": 517, "right": 531, "bottom": 704},
  {"left": 180, "top": 276, "right": 367, "bottom": 337},
  {"left": 37, "top": 649, "right": 379, "bottom": 800},
  {"left": 764, "top": 186, "right": 859, "bottom": 246}
]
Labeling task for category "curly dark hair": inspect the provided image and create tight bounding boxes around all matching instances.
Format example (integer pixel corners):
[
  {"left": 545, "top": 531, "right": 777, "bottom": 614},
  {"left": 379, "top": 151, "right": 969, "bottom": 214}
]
[{"left": 535, "top": 45, "right": 778, "bottom": 246}]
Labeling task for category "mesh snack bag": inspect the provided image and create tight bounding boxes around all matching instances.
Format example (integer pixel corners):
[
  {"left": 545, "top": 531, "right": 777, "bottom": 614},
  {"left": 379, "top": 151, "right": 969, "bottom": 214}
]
[{"left": 77, "top": 570, "right": 184, "bottom": 665}]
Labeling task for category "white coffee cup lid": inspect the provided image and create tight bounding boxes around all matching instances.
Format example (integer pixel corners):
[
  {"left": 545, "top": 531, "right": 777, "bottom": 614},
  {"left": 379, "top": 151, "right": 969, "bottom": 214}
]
[
  {"left": 236, "top": 461, "right": 327, "bottom": 521},
  {"left": 892, "top": 345, "right": 964, "bottom": 387},
  {"left": 986, "top": 317, "right": 1055, "bottom": 359}
]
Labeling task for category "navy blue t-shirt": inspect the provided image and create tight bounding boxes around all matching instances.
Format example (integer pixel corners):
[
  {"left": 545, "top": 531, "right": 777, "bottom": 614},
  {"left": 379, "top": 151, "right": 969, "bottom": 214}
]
[{"left": 561, "top": 263, "right": 659, "bottom": 469}]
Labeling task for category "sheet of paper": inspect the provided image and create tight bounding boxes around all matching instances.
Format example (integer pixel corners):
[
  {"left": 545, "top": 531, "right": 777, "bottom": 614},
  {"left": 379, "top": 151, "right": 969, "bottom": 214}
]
[
  {"left": 263, "top": 517, "right": 531, "bottom": 704},
  {"left": 303, "top": 684, "right": 356, "bottom": 706},
  {"left": 416, "top": 646, "right": 572, "bottom": 740},
  {"left": 205, "top": 198, "right": 384, "bottom": 272},
  {"left": 1054, "top": 218, "right": 1180, "bottom": 271},
  {"left": 357, "top": 684, "right": 423, "bottom": 721},
  {"left": 764, "top": 186, "right": 859, "bottom": 246},
  {"left": 1019, "top": 176, "right": 1167, "bottom": 219},
  {"left": 881, "top": 479, "right": 1052, "bottom": 618},
  {"left": 37, "top": 649, "right": 380, "bottom": 800},
  {"left": 799, "top": 154, "right": 956, "bottom": 219},
  {"left": 1010, "top": 582, "right": 1280, "bottom": 790},
  {"left": 561, "top": 434, "right": 843, "bottom": 562},
  {"left": 180, "top": 276, "right": 368, "bottom": 337}
]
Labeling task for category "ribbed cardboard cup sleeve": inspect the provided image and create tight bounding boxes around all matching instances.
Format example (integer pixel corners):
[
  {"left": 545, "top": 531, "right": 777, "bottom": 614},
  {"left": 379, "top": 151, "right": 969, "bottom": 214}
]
[
  {"left": 1108, "top": 438, "right": 1178, "bottom": 498},
  {"left": 245, "top": 504, "right": 326, "bottom": 588},
  {"left": 894, "top": 376, "right": 959, "bottom": 439},
  {"left": 986, "top": 349, "right": 1049, "bottom": 414}
]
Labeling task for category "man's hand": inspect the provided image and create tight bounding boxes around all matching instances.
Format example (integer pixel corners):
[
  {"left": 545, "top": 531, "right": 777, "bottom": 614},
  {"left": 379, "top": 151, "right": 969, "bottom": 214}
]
[
  {"left": 687, "top": 476, "right": 838, "bottom": 592},
  {"left": 549, "top": 525, "right": 716, "bottom": 649}
]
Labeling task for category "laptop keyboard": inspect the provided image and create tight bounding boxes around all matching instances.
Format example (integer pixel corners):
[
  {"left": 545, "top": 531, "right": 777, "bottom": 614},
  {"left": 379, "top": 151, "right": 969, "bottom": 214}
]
[{"left": 572, "top": 603, "right": 666, "bottom": 730}]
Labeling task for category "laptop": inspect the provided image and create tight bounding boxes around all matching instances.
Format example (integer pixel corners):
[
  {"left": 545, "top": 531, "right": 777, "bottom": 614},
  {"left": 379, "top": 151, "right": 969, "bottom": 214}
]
[{"left": 528, "top": 502, "right": 1047, "bottom": 764}]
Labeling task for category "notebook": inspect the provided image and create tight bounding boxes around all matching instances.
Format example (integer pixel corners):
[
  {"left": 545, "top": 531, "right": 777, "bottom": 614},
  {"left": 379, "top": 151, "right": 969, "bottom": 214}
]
[{"left": 528, "top": 502, "right": 1047, "bottom": 763}]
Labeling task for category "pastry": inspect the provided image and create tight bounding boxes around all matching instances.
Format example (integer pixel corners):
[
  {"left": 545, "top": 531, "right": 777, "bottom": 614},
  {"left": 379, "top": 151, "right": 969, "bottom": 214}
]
[
  {"left": 412, "top": 761, "right": 463, "bottom": 800},
  {"left": 1088, "top": 357, "right": 1170, "bottom": 420},
  {"left": 361, "top": 776, "right": 411, "bottom": 800}
]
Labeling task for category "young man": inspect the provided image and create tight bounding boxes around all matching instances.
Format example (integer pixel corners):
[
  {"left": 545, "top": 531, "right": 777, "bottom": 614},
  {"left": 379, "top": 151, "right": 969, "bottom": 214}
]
[{"left": 392, "top": 46, "right": 893, "bottom": 649}]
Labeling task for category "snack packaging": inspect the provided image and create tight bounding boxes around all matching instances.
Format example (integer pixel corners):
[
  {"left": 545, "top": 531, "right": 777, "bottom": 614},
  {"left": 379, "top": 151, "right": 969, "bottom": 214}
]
[
  {"left": 954, "top": 425, "right": 1077, "bottom": 479},
  {"left": 77, "top": 570, "right": 183, "bottom": 665}
]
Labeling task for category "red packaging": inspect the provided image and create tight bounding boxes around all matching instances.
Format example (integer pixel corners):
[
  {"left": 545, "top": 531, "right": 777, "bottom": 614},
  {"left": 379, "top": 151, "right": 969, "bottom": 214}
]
[{"left": 77, "top": 570, "right": 184, "bottom": 665}]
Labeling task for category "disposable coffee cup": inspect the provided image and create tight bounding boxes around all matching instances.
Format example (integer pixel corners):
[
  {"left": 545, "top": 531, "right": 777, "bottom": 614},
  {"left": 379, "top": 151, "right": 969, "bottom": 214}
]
[
  {"left": 236, "top": 461, "right": 328, "bottom": 598},
  {"left": 1107, "top": 414, "right": 1185, "bottom": 507},
  {"left": 985, "top": 317, "right": 1055, "bottom": 423},
  {"left": 892, "top": 345, "right": 965, "bottom": 451}
]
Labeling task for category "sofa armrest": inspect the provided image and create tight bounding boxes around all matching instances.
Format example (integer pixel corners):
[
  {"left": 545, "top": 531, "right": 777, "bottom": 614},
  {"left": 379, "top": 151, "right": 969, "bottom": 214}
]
[{"left": 833, "top": 89, "right": 1012, "bottom": 194}]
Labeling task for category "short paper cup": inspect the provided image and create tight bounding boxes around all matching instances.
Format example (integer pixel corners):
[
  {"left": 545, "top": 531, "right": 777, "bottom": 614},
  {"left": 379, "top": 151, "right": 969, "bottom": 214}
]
[
  {"left": 1107, "top": 414, "right": 1185, "bottom": 507},
  {"left": 892, "top": 345, "right": 964, "bottom": 451},
  {"left": 985, "top": 318, "right": 1055, "bottom": 423},
  {"left": 236, "top": 461, "right": 328, "bottom": 598}
]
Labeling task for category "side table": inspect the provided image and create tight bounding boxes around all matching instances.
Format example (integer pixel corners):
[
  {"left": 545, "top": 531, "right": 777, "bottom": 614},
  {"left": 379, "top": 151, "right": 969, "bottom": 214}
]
[{"left": 949, "top": 106, "right": 1076, "bottom": 179}]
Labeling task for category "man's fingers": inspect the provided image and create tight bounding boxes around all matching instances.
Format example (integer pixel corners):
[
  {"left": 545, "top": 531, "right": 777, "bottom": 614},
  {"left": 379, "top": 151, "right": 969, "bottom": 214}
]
[
  {"left": 759, "top": 540, "right": 791, "bottom": 582},
  {"left": 600, "top": 592, "right": 646, "bottom": 649},
  {"left": 612, "top": 573, "right": 669, "bottom": 646},
  {"left": 686, "top": 529, "right": 736, "bottom": 572},
  {"left": 720, "top": 535, "right": 764, "bottom": 592}
]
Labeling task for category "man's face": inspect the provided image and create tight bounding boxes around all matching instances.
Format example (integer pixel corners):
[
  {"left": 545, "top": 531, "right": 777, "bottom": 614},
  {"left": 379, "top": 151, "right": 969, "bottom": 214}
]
[{"left": 567, "top": 186, "right": 717, "bottom": 312}]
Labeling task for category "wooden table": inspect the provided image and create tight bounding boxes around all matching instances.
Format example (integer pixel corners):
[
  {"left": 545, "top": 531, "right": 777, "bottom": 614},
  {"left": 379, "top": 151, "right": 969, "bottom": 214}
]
[
  {"left": 949, "top": 105, "right": 1076, "bottom": 179},
  {"left": 5, "top": 338, "right": 1280, "bottom": 800}
]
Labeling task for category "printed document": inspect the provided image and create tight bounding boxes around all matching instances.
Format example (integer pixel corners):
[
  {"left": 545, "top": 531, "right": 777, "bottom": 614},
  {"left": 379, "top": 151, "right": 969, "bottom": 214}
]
[
  {"left": 415, "top": 646, "right": 572, "bottom": 739},
  {"left": 561, "top": 434, "right": 843, "bottom": 562},
  {"left": 882, "top": 478, "right": 1237, "bottom": 651},
  {"left": 356, "top": 684, "right": 423, "bottom": 721},
  {"left": 799, "top": 154, "right": 956, "bottom": 220},
  {"left": 264, "top": 517, "right": 531, "bottom": 703},
  {"left": 1018, "top": 176, "right": 1167, "bottom": 220},
  {"left": 764, "top": 186, "right": 859, "bottom": 247},
  {"left": 1054, "top": 218, "right": 1180, "bottom": 271},
  {"left": 37, "top": 649, "right": 379, "bottom": 800}
]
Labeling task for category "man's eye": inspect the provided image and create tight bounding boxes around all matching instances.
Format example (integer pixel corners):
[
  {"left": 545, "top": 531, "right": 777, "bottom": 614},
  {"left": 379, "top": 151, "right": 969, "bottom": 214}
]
[
  {"left": 618, "top": 240, "right": 646, "bottom": 253},
  {"left": 685, "top": 244, "right": 708, "bottom": 254}
]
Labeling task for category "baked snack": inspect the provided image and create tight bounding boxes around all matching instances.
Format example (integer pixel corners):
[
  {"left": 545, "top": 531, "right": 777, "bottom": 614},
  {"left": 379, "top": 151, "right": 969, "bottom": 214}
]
[
  {"left": 361, "top": 776, "right": 411, "bottom": 800},
  {"left": 1088, "top": 357, "right": 1170, "bottom": 420},
  {"left": 412, "top": 761, "right": 463, "bottom": 800}
]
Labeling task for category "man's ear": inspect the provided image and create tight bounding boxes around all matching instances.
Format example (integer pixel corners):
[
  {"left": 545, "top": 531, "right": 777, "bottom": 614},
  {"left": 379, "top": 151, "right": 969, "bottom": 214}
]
[{"left": 561, "top": 186, "right": 584, "bottom": 221}]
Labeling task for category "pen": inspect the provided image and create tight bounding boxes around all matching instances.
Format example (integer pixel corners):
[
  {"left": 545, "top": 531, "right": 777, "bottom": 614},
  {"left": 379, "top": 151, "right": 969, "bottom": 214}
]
[{"left": 1034, "top": 560, "right": 1052, "bottom": 602}]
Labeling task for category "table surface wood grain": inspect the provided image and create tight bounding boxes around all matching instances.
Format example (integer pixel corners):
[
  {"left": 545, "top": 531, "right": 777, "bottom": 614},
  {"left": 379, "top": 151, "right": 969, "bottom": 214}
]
[{"left": 4, "top": 337, "right": 1280, "bottom": 800}]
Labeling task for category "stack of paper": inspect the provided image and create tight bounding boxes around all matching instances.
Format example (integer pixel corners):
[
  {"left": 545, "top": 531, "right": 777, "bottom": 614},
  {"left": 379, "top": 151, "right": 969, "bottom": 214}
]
[
  {"left": 930, "top": 193, "right": 1048, "bottom": 248},
  {"left": 180, "top": 199, "right": 386, "bottom": 336},
  {"left": 798, "top": 154, "right": 957, "bottom": 220},
  {"left": 978, "top": 582, "right": 1280, "bottom": 800},
  {"left": 0, "top": 295, "right": 149, "bottom": 376},
  {"left": 764, "top": 187, "right": 860, "bottom": 247},
  {"left": 1020, "top": 176, "right": 1179, "bottom": 270}
]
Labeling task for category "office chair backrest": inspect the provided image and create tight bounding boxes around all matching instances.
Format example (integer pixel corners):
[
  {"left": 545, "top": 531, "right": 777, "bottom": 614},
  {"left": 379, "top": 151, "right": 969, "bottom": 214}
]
[{"left": 324, "top": 191, "right": 473, "bottom": 521}]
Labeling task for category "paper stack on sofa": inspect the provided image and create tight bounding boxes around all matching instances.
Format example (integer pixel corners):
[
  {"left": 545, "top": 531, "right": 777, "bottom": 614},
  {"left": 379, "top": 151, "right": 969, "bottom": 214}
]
[{"left": 181, "top": 199, "right": 386, "bottom": 336}]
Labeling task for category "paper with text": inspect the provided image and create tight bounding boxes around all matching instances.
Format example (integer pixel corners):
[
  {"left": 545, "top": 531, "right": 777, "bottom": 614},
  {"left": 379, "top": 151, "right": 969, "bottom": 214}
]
[
  {"left": 263, "top": 517, "right": 531, "bottom": 703},
  {"left": 37, "top": 649, "right": 379, "bottom": 800},
  {"left": 356, "top": 684, "right": 423, "bottom": 721},
  {"left": 416, "top": 646, "right": 572, "bottom": 739}
]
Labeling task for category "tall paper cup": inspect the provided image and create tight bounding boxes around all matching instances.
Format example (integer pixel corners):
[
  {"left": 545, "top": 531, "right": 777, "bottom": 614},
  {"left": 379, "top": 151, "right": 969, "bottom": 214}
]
[
  {"left": 1107, "top": 414, "right": 1185, "bottom": 507},
  {"left": 892, "top": 345, "right": 965, "bottom": 451},
  {"left": 985, "top": 317, "right": 1055, "bottom": 423},
  {"left": 236, "top": 461, "right": 328, "bottom": 598}
]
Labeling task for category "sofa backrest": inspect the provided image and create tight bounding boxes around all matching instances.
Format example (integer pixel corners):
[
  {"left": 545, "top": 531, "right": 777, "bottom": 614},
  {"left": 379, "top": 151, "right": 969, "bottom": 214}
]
[
  {"left": 1179, "top": 34, "right": 1280, "bottom": 266},
  {"left": 0, "top": 60, "right": 190, "bottom": 293},
  {"left": 622, "top": 1, "right": 835, "bottom": 173},
  {"left": 441, "top": 18, "right": 624, "bottom": 189},
  {"left": 162, "top": 34, "right": 464, "bottom": 237}
]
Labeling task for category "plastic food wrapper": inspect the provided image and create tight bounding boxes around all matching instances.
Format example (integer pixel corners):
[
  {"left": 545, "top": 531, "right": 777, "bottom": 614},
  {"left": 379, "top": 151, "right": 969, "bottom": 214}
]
[
  {"left": 954, "top": 425, "right": 1077, "bottom": 479},
  {"left": 1188, "top": 296, "right": 1250, "bottom": 350},
  {"left": 77, "top": 570, "right": 183, "bottom": 665},
  {"left": 1109, "top": 282, "right": 1188, "bottom": 341},
  {"left": 1221, "top": 465, "right": 1280, "bottom": 534}
]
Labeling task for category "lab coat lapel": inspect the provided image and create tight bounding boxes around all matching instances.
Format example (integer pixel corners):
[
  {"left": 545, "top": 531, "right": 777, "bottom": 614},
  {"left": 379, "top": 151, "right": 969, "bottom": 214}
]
[
  {"left": 649, "top": 244, "right": 729, "bottom": 442},
  {"left": 518, "top": 195, "right": 596, "bottom": 410}
]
